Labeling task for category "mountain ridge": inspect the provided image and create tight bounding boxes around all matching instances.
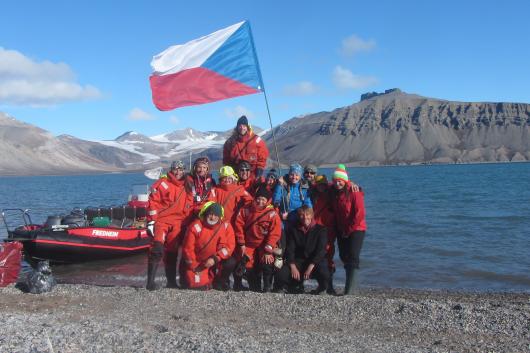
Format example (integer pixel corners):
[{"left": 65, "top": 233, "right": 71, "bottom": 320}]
[{"left": 1, "top": 89, "right": 530, "bottom": 175}]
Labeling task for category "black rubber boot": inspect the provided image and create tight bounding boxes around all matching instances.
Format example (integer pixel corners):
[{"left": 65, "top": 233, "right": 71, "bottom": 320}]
[
  {"left": 146, "top": 242, "right": 163, "bottom": 291},
  {"left": 247, "top": 271, "right": 262, "bottom": 292},
  {"left": 326, "top": 276, "right": 337, "bottom": 295},
  {"left": 146, "top": 257, "right": 160, "bottom": 291},
  {"left": 232, "top": 275, "right": 247, "bottom": 291},
  {"left": 262, "top": 273, "right": 273, "bottom": 293},
  {"left": 344, "top": 266, "right": 358, "bottom": 295},
  {"left": 164, "top": 252, "right": 178, "bottom": 288}
]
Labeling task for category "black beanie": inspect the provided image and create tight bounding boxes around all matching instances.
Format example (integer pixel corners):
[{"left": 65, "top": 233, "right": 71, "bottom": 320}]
[
  {"left": 255, "top": 186, "right": 272, "bottom": 201},
  {"left": 236, "top": 115, "right": 249, "bottom": 127}
]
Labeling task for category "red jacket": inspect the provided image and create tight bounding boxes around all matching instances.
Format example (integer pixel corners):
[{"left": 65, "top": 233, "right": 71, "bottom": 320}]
[
  {"left": 312, "top": 187, "right": 336, "bottom": 240},
  {"left": 331, "top": 184, "right": 367, "bottom": 235},
  {"left": 223, "top": 131, "right": 269, "bottom": 173},
  {"left": 147, "top": 173, "right": 191, "bottom": 223},
  {"left": 181, "top": 219, "right": 234, "bottom": 270},
  {"left": 212, "top": 184, "right": 253, "bottom": 224},
  {"left": 234, "top": 205, "right": 282, "bottom": 251}
]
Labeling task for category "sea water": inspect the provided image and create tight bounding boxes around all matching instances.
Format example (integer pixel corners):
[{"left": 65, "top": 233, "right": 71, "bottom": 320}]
[{"left": 1, "top": 163, "right": 529, "bottom": 292}]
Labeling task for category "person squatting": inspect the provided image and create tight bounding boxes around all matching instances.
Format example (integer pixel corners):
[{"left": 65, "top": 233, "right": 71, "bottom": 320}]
[{"left": 145, "top": 115, "right": 367, "bottom": 295}]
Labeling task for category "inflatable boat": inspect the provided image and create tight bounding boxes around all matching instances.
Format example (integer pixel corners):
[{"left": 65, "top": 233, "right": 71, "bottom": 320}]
[{"left": 2, "top": 206, "right": 151, "bottom": 263}]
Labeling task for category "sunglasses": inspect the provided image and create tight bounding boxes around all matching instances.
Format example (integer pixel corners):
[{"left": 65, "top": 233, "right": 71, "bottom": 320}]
[
  {"left": 239, "top": 168, "right": 250, "bottom": 172},
  {"left": 305, "top": 171, "right": 316, "bottom": 175}
]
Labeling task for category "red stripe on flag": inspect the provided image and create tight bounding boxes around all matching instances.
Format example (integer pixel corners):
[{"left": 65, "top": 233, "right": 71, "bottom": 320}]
[{"left": 149, "top": 67, "right": 260, "bottom": 111}]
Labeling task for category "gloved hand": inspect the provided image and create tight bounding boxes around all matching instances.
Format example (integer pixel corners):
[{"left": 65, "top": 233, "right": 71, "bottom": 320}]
[{"left": 147, "top": 221, "right": 155, "bottom": 237}]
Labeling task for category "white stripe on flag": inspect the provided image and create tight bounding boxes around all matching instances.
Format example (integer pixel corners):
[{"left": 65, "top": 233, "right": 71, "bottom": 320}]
[{"left": 151, "top": 21, "right": 244, "bottom": 76}]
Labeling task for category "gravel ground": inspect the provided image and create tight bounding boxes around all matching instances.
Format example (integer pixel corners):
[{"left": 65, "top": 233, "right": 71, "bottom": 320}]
[{"left": 0, "top": 284, "right": 528, "bottom": 353}]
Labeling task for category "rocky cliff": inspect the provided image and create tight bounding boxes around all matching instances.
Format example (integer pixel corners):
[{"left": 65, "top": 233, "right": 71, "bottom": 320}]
[{"left": 264, "top": 89, "right": 530, "bottom": 166}]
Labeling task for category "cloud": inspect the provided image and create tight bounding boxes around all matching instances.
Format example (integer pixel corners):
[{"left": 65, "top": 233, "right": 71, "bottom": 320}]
[
  {"left": 340, "top": 34, "right": 376, "bottom": 57},
  {"left": 224, "top": 105, "right": 255, "bottom": 120},
  {"left": 282, "top": 81, "right": 319, "bottom": 96},
  {"left": 169, "top": 115, "right": 180, "bottom": 124},
  {"left": 332, "top": 66, "right": 378, "bottom": 90},
  {"left": 127, "top": 108, "right": 155, "bottom": 121},
  {"left": 0, "top": 47, "right": 102, "bottom": 106}
]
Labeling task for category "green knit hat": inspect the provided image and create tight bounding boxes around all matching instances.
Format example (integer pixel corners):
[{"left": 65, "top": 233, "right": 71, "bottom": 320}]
[{"left": 333, "top": 164, "right": 349, "bottom": 182}]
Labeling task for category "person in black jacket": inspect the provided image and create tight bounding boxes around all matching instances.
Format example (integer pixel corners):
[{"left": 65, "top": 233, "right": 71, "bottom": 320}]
[{"left": 275, "top": 205, "right": 330, "bottom": 294}]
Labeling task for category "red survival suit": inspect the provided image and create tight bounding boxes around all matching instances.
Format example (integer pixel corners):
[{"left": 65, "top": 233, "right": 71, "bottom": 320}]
[
  {"left": 181, "top": 219, "right": 235, "bottom": 288},
  {"left": 223, "top": 131, "right": 269, "bottom": 176},
  {"left": 147, "top": 173, "right": 193, "bottom": 253},
  {"left": 211, "top": 184, "right": 253, "bottom": 225},
  {"left": 234, "top": 205, "right": 282, "bottom": 269}
]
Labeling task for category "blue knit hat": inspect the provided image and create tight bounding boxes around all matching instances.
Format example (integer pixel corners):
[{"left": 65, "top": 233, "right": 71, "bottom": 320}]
[{"left": 289, "top": 163, "right": 303, "bottom": 176}]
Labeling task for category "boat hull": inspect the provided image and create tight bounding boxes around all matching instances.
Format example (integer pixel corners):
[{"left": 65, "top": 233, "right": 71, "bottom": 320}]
[{"left": 8, "top": 226, "right": 151, "bottom": 263}]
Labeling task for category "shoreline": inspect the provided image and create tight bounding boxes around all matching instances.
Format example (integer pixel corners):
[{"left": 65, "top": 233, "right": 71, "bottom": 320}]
[
  {"left": 1, "top": 284, "right": 528, "bottom": 352},
  {"left": 1, "top": 160, "right": 529, "bottom": 178}
]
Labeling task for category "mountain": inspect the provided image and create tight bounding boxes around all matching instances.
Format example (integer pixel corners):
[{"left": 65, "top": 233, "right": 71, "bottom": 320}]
[
  {"left": 2, "top": 89, "right": 529, "bottom": 176},
  {"left": 0, "top": 113, "right": 143, "bottom": 176},
  {"left": 263, "top": 88, "right": 530, "bottom": 166}
]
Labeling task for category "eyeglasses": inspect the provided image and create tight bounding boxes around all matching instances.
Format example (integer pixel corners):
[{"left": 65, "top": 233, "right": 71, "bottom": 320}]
[{"left": 239, "top": 168, "right": 250, "bottom": 172}]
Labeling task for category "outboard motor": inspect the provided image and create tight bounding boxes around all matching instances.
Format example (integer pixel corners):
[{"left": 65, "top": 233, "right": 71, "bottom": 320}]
[
  {"left": 44, "top": 215, "right": 62, "bottom": 228},
  {"left": 62, "top": 208, "right": 87, "bottom": 227}
]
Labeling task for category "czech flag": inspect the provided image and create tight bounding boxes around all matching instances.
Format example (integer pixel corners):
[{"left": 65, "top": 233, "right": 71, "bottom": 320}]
[{"left": 149, "top": 21, "right": 264, "bottom": 111}]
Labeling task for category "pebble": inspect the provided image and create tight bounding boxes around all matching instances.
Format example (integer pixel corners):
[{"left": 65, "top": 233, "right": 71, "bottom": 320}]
[{"left": 0, "top": 284, "right": 528, "bottom": 353}]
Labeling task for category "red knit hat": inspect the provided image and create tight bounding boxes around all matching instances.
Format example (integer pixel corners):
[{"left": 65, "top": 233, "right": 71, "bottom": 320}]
[{"left": 333, "top": 164, "right": 349, "bottom": 182}]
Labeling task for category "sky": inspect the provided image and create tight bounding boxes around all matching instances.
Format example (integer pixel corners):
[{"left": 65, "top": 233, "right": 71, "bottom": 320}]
[{"left": 1, "top": 0, "right": 530, "bottom": 140}]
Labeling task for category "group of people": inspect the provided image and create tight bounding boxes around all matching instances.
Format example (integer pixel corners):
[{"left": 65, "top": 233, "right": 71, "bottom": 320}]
[{"left": 145, "top": 115, "right": 366, "bottom": 295}]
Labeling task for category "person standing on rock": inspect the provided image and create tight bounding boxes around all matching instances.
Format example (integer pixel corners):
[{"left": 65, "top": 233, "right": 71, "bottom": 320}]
[
  {"left": 329, "top": 164, "right": 366, "bottom": 295},
  {"left": 275, "top": 205, "right": 330, "bottom": 294},
  {"left": 146, "top": 160, "right": 192, "bottom": 290},
  {"left": 181, "top": 202, "right": 235, "bottom": 290},
  {"left": 223, "top": 115, "right": 269, "bottom": 179}
]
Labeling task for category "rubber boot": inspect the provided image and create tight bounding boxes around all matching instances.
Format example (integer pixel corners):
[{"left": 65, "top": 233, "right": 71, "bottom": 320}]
[
  {"left": 146, "top": 257, "right": 160, "bottom": 291},
  {"left": 247, "top": 271, "right": 262, "bottom": 292},
  {"left": 344, "top": 267, "right": 358, "bottom": 295},
  {"left": 146, "top": 242, "right": 163, "bottom": 291},
  {"left": 262, "top": 273, "right": 273, "bottom": 293},
  {"left": 326, "top": 276, "right": 337, "bottom": 295},
  {"left": 164, "top": 252, "right": 178, "bottom": 288}
]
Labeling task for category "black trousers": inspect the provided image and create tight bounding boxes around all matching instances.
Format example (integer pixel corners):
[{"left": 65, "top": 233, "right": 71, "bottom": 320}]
[
  {"left": 337, "top": 230, "right": 365, "bottom": 269},
  {"left": 276, "top": 259, "right": 330, "bottom": 290}
]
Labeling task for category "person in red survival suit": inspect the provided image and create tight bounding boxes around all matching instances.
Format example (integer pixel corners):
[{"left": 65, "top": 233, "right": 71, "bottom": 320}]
[
  {"left": 237, "top": 160, "right": 265, "bottom": 196},
  {"left": 223, "top": 115, "right": 269, "bottom": 178},
  {"left": 233, "top": 188, "right": 282, "bottom": 292},
  {"left": 181, "top": 202, "right": 235, "bottom": 290},
  {"left": 329, "top": 164, "right": 367, "bottom": 295},
  {"left": 212, "top": 166, "right": 253, "bottom": 225},
  {"left": 184, "top": 157, "right": 216, "bottom": 214},
  {"left": 311, "top": 175, "right": 338, "bottom": 295},
  {"left": 146, "top": 160, "right": 192, "bottom": 290}
]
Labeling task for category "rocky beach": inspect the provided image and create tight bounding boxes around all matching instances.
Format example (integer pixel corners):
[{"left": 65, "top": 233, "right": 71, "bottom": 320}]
[{"left": 0, "top": 284, "right": 528, "bottom": 353}]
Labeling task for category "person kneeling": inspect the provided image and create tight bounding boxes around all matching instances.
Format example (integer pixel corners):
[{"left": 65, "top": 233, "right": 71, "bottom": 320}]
[
  {"left": 276, "top": 205, "right": 330, "bottom": 294},
  {"left": 181, "top": 202, "right": 235, "bottom": 290}
]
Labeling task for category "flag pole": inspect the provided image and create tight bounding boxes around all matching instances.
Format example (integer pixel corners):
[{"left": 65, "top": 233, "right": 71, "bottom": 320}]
[
  {"left": 247, "top": 20, "right": 287, "bottom": 213},
  {"left": 247, "top": 21, "right": 283, "bottom": 177}
]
